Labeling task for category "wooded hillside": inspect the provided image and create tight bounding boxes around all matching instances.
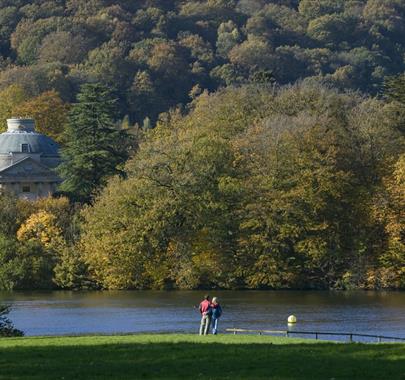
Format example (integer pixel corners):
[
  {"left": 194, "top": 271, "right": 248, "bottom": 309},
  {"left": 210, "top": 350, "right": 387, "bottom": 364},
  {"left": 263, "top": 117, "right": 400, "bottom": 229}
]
[{"left": 0, "top": 0, "right": 405, "bottom": 125}]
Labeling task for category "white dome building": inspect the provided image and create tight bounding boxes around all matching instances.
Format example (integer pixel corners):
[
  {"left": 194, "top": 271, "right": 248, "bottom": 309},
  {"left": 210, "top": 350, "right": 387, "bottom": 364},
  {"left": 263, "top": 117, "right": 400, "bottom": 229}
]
[{"left": 0, "top": 118, "right": 61, "bottom": 200}]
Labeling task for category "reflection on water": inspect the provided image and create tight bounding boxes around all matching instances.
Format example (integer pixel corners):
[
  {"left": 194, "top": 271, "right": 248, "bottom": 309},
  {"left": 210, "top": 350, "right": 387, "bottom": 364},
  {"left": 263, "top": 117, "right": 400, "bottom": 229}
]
[{"left": 0, "top": 290, "right": 404, "bottom": 338}]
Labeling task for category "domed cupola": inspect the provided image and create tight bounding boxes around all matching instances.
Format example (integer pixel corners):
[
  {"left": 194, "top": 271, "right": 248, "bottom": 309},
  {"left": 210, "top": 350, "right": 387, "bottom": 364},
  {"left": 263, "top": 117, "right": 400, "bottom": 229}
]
[
  {"left": 0, "top": 118, "right": 59, "bottom": 162},
  {"left": 0, "top": 118, "right": 61, "bottom": 200}
]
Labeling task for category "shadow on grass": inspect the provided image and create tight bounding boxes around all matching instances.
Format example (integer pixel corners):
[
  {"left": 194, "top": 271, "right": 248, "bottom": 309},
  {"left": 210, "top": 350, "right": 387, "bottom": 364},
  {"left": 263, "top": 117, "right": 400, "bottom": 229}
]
[{"left": 0, "top": 341, "right": 404, "bottom": 380}]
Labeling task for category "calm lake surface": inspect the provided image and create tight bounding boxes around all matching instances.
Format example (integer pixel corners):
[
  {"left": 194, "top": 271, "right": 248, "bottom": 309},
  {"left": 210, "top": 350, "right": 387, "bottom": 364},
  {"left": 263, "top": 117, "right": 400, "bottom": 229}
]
[{"left": 1, "top": 291, "right": 404, "bottom": 340}]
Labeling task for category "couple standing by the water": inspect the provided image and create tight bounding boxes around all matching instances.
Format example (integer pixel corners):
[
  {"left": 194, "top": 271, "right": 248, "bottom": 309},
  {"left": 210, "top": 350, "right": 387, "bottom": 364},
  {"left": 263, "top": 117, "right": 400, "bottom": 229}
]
[{"left": 198, "top": 295, "right": 222, "bottom": 335}]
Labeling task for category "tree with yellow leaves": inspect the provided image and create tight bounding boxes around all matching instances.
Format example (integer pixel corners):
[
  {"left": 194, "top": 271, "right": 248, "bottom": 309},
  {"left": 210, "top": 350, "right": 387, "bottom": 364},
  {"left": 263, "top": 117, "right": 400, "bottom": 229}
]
[
  {"left": 17, "top": 211, "right": 64, "bottom": 251},
  {"left": 371, "top": 154, "right": 405, "bottom": 288}
]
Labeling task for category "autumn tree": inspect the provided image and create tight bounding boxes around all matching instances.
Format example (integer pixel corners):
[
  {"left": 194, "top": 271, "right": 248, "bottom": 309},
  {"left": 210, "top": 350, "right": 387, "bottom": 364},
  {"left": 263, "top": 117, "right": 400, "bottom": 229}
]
[
  {"left": 13, "top": 90, "right": 70, "bottom": 142},
  {"left": 372, "top": 154, "right": 405, "bottom": 288},
  {"left": 38, "top": 31, "right": 92, "bottom": 65},
  {"left": 79, "top": 87, "right": 271, "bottom": 289},
  {"left": 15, "top": 196, "right": 87, "bottom": 290},
  {"left": 79, "top": 83, "right": 403, "bottom": 290},
  {"left": 17, "top": 211, "right": 64, "bottom": 250},
  {"left": 0, "top": 85, "right": 28, "bottom": 131}
]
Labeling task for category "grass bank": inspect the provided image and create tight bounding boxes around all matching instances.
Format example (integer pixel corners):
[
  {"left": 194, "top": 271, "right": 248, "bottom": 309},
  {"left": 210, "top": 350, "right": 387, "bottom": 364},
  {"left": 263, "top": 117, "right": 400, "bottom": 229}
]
[{"left": 0, "top": 334, "right": 404, "bottom": 379}]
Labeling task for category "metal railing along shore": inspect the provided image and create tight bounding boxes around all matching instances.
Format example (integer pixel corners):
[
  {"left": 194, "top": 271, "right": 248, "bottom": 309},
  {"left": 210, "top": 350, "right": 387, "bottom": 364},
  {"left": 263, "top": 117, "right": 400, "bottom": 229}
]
[{"left": 226, "top": 328, "right": 405, "bottom": 343}]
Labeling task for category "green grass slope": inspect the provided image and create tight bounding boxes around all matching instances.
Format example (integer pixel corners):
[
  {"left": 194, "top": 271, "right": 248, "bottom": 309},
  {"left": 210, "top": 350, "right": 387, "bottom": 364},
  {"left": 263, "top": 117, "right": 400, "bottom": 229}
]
[{"left": 0, "top": 334, "right": 404, "bottom": 379}]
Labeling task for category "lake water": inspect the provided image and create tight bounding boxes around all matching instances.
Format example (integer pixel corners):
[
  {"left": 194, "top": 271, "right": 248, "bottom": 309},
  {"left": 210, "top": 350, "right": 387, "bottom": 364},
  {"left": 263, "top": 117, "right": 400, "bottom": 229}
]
[{"left": 1, "top": 291, "right": 404, "bottom": 341}]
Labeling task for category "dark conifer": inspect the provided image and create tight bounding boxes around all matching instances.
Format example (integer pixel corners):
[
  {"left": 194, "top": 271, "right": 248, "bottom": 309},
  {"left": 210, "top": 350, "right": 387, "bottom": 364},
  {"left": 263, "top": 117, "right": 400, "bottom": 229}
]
[{"left": 58, "top": 83, "right": 129, "bottom": 203}]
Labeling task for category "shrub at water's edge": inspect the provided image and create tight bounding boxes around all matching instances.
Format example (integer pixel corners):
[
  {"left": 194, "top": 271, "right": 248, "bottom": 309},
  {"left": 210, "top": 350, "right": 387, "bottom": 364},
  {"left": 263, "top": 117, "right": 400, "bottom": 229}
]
[{"left": 0, "top": 304, "right": 23, "bottom": 337}]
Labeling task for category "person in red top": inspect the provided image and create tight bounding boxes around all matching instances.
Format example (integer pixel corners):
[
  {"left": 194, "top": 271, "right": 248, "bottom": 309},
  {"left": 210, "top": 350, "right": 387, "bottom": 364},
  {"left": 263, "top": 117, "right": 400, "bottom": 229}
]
[{"left": 198, "top": 295, "right": 212, "bottom": 335}]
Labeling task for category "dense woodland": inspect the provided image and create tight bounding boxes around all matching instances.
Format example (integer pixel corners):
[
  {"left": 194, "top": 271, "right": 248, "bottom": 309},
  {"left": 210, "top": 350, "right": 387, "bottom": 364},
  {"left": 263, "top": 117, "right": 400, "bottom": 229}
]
[
  {"left": 0, "top": 0, "right": 404, "bottom": 290},
  {"left": 0, "top": 0, "right": 405, "bottom": 126}
]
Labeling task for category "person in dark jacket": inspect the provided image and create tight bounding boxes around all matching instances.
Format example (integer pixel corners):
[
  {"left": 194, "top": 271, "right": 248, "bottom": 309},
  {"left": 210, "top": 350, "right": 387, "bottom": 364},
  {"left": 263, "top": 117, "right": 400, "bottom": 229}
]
[
  {"left": 211, "top": 297, "right": 222, "bottom": 335},
  {"left": 198, "top": 295, "right": 212, "bottom": 335}
]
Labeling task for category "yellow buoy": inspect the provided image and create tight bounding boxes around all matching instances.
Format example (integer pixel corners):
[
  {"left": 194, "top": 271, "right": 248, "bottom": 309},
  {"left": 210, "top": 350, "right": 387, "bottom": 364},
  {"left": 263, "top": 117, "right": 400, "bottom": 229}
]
[{"left": 288, "top": 315, "right": 297, "bottom": 324}]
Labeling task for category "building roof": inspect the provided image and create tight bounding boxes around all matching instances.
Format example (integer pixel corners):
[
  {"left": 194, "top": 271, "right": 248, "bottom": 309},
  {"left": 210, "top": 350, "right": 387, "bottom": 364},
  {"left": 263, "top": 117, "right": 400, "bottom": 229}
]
[
  {"left": 0, "top": 118, "right": 59, "bottom": 156},
  {"left": 0, "top": 131, "right": 59, "bottom": 155}
]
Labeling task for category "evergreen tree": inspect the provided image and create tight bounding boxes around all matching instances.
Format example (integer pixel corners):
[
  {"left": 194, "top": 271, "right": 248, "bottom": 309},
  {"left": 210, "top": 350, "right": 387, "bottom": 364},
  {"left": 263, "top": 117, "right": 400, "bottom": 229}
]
[{"left": 58, "top": 83, "right": 129, "bottom": 203}]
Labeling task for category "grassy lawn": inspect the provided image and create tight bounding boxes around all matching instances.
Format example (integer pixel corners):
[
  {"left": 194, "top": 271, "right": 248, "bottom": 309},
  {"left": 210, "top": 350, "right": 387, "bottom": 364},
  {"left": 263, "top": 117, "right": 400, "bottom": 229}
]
[{"left": 0, "top": 334, "right": 404, "bottom": 379}]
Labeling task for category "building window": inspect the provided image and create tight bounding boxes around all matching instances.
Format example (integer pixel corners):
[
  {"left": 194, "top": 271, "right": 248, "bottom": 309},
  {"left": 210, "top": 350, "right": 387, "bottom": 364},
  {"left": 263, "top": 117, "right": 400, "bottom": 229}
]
[
  {"left": 21, "top": 144, "right": 29, "bottom": 153},
  {"left": 22, "top": 185, "right": 31, "bottom": 193}
]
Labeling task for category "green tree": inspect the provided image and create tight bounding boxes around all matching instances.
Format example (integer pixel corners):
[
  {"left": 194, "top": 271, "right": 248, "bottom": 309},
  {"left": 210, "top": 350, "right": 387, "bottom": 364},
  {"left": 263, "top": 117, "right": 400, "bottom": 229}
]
[
  {"left": 0, "top": 6, "right": 19, "bottom": 55},
  {"left": 229, "top": 36, "right": 274, "bottom": 71},
  {"left": 299, "top": 0, "right": 345, "bottom": 19},
  {"left": 0, "top": 192, "right": 19, "bottom": 236},
  {"left": 82, "top": 42, "right": 131, "bottom": 88},
  {"left": 128, "top": 70, "right": 159, "bottom": 123},
  {"left": 307, "top": 14, "right": 357, "bottom": 47},
  {"left": 38, "top": 31, "right": 92, "bottom": 65},
  {"left": 216, "top": 21, "right": 241, "bottom": 58},
  {"left": 0, "top": 235, "right": 25, "bottom": 291},
  {"left": 0, "top": 235, "right": 54, "bottom": 290},
  {"left": 385, "top": 73, "right": 405, "bottom": 134},
  {"left": 58, "top": 83, "right": 129, "bottom": 203},
  {"left": 385, "top": 74, "right": 405, "bottom": 103},
  {"left": 53, "top": 246, "right": 89, "bottom": 290}
]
